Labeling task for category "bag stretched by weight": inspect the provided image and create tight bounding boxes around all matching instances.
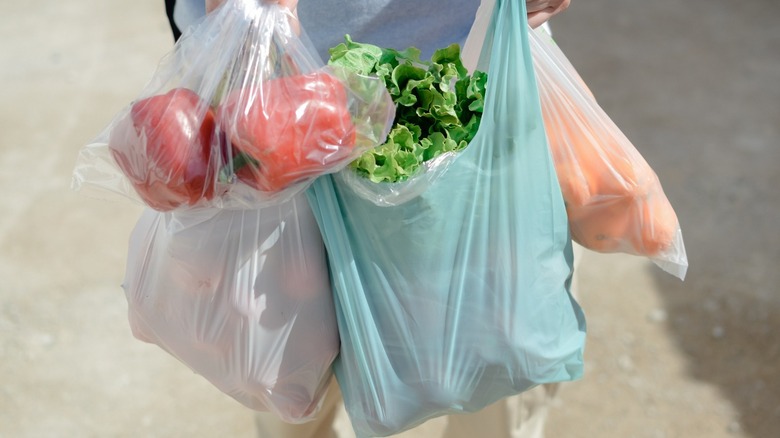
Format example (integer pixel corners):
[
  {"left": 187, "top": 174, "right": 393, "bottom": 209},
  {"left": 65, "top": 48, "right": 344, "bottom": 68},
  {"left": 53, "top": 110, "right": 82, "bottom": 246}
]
[
  {"left": 72, "top": 0, "right": 393, "bottom": 212},
  {"left": 306, "top": 0, "right": 586, "bottom": 436},
  {"left": 123, "top": 194, "right": 338, "bottom": 423},
  {"left": 529, "top": 28, "right": 688, "bottom": 279}
]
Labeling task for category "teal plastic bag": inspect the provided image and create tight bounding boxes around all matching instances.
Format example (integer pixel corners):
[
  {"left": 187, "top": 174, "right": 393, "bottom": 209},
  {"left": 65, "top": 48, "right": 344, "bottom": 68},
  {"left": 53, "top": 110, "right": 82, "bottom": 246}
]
[{"left": 306, "top": 0, "right": 586, "bottom": 436}]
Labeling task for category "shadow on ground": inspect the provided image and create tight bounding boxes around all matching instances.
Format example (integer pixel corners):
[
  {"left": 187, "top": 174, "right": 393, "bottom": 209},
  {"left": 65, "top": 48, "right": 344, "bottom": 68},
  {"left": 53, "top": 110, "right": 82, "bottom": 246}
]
[
  {"left": 554, "top": 0, "right": 780, "bottom": 438},
  {"left": 554, "top": 0, "right": 780, "bottom": 436}
]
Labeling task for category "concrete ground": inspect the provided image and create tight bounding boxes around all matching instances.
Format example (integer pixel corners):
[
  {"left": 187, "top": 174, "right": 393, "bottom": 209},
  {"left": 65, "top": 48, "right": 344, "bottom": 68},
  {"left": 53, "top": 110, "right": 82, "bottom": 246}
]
[{"left": 1, "top": 1, "right": 777, "bottom": 437}]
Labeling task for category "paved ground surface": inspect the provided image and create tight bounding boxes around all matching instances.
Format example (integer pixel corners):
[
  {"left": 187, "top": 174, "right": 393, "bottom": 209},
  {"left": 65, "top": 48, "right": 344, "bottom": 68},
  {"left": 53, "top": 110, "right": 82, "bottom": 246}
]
[{"left": 1, "top": 1, "right": 778, "bottom": 437}]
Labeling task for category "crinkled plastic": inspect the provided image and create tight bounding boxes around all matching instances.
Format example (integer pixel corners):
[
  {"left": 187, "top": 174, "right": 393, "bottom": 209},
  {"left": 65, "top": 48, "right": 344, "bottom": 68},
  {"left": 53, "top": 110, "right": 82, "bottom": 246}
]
[
  {"left": 72, "top": 0, "right": 394, "bottom": 212},
  {"left": 530, "top": 28, "right": 688, "bottom": 279},
  {"left": 122, "top": 193, "right": 338, "bottom": 422},
  {"left": 305, "top": 1, "right": 587, "bottom": 436},
  {"left": 335, "top": 151, "right": 460, "bottom": 207}
]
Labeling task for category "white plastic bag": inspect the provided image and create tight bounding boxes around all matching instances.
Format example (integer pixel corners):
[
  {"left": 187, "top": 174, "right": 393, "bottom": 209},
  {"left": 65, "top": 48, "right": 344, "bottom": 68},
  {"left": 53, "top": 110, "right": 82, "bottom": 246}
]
[
  {"left": 72, "top": 0, "right": 394, "bottom": 212},
  {"left": 122, "top": 193, "right": 338, "bottom": 422}
]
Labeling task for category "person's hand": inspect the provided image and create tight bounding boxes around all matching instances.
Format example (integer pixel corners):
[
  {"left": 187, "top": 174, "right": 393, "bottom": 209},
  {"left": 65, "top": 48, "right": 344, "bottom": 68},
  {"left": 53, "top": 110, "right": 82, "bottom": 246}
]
[
  {"left": 206, "top": 0, "right": 299, "bottom": 31},
  {"left": 206, "top": 0, "right": 298, "bottom": 14},
  {"left": 526, "top": 0, "right": 570, "bottom": 28}
]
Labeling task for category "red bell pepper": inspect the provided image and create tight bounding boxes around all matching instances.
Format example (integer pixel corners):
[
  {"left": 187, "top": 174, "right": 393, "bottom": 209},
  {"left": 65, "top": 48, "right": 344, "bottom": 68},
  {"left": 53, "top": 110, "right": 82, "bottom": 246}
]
[
  {"left": 110, "top": 88, "right": 218, "bottom": 211},
  {"left": 218, "top": 71, "right": 357, "bottom": 192}
]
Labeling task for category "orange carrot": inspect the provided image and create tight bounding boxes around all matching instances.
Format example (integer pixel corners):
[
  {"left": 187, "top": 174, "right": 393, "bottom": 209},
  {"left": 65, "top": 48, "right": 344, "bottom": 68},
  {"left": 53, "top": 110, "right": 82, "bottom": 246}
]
[
  {"left": 543, "top": 100, "right": 678, "bottom": 258},
  {"left": 544, "top": 104, "right": 654, "bottom": 207},
  {"left": 629, "top": 192, "right": 679, "bottom": 257},
  {"left": 567, "top": 198, "right": 633, "bottom": 253}
]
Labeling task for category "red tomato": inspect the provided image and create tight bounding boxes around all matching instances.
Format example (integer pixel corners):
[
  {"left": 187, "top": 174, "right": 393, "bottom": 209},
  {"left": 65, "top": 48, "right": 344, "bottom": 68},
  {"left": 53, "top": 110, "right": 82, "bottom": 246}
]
[
  {"left": 110, "top": 88, "right": 217, "bottom": 211},
  {"left": 218, "top": 71, "right": 357, "bottom": 192}
]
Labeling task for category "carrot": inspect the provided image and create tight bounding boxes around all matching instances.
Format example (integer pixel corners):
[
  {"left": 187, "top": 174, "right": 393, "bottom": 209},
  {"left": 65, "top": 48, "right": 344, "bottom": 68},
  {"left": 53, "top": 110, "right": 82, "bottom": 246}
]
[
  {"left": 545, "top": 104, "right": 654, "bottom": 207},
  {"left": 553, "top": 158, "right": 592, "bottom": 207},
  {"left": 567, "top": 198, "right": 633, "bottom": 253},
  {"left": 536, "top": 36, "right": 684, "bottom": 270},
  {"left": 542, "top": 87, "right": 679, "bottom": 258},
  {"left": 630, "top": 192, "right": 679, "bottom": 257},
  {"left": 567, "top": 189, "right": 679, "bottom": 258}
]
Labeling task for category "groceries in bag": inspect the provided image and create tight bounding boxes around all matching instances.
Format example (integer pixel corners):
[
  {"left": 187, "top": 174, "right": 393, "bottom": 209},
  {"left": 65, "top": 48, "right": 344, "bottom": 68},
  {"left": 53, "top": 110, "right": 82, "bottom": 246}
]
[{"left": 123, "top": 195, "right": 338, "bottom": 422}]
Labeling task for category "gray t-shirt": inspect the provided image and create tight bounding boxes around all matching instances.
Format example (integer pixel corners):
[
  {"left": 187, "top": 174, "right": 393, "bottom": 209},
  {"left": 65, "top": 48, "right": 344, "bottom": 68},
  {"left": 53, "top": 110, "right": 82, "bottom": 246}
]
[{"left": 172, "top": 0, "right": 479, "bottom": 60}]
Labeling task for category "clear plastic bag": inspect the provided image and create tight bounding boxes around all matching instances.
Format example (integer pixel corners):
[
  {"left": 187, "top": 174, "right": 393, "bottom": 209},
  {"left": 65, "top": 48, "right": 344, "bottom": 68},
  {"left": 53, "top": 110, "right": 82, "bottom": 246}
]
[
  {"left": 324, "top": 35, "right": 489, "bottom": 208},
  {"left": 122, "top": 193, "right": 338, "bottom": 422},
  {"left": 530, "top": 28, "right": 688, "bottom": 279},
  {"left": 72, "top": 0, "right": 394, "bottom": 212},
  {"left": 305, "top": 1, "right": 586, "bottom": 436}
]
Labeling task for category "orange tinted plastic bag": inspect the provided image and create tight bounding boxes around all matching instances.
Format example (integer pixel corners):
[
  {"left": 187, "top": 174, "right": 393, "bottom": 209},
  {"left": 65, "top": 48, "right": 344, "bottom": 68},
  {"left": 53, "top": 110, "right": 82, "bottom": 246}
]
[{"left": 530, "top": 28, "right": 687, "bottom": 279}]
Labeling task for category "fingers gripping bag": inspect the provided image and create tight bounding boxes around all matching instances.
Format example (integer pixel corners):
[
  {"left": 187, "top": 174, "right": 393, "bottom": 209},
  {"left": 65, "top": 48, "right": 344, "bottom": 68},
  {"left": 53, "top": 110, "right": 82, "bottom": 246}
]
[
  {"left": 529, "top": 28, "right": 688, "bottom": 279},
  {"left": 122, "top": 195, "right": 338, "bottom": 422},
  {"left": 306, "top": 0, "right": 587, "bottom": 435},
  {"left": 72, "top": 0, "right": 394, "bottom": 212}
]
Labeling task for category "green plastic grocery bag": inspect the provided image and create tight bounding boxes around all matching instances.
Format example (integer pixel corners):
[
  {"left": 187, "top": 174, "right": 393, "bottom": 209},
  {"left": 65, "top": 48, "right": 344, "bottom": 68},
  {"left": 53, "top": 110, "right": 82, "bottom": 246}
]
[{"left": 306, "top": 0, "right": 586, "bottom": 436}]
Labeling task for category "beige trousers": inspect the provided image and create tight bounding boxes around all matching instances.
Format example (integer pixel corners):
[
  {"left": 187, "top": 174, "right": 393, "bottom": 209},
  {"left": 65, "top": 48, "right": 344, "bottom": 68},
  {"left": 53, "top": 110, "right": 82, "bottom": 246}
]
[
  {"left": 255, "top": 379, "right": 560, "bottom": 438},
  {"left": 254, "top": 245, "right": 583, "bottom": 438}
]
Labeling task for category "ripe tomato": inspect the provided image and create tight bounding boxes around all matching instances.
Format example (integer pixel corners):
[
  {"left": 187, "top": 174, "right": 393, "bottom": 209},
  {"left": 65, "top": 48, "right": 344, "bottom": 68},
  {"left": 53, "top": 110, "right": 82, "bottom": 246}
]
[
  {"left": 110, "top": 88, "right": 217, "bottom": 211},
  {"left": 218, "top": 71, "right": 357, "bottom": 192}
]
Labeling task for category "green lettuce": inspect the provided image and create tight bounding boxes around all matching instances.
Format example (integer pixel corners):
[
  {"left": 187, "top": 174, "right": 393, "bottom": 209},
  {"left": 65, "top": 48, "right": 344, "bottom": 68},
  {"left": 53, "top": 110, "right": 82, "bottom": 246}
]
[{"left": 329, "top": 35, "right": 488, "bottom": 183}]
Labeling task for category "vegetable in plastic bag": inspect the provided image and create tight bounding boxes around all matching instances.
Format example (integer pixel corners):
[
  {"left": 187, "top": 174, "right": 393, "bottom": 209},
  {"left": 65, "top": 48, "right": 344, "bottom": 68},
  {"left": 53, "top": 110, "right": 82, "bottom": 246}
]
[
  {"left": 530, "top": 28, "right": 688, "bottom": 279},
  {"left": 328, "top": 36, "right": 487, "bottom": 185},
  {"left": 123, "top": 194, "right": 338, "bottom": 422},
  {"left": 107, "top": 88, "right": 219, "bottom": 212},
  {"left": 305, "top": 1, "right": 586, "bottom": 436},
  {"left": 218, "top": 71, "right": 358, "bottom": 193},
  {"left": 72, "top": 0, "right": 394, "bottom": 211}
]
